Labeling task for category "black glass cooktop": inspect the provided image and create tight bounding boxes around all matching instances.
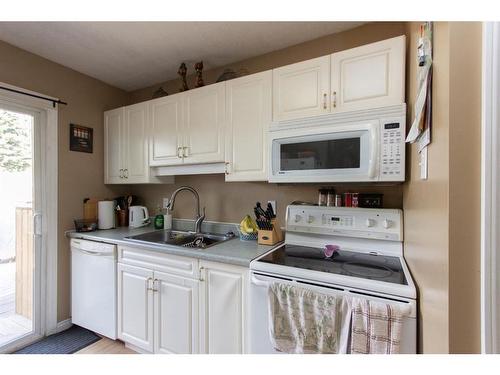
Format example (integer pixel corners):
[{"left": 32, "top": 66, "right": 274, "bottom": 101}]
[{"left": 258, "top": 245, "right": 408, "bottom": 285}]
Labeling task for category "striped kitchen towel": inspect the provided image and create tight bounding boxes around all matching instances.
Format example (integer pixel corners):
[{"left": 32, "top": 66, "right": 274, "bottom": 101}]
[{"left": 350, "top": 298, "right": 411, "bottom": 354}]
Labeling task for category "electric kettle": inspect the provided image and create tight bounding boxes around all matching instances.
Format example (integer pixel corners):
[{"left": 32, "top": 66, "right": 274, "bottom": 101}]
[{"left": 129, "top": 206, "right": 150, "bottom": 228}]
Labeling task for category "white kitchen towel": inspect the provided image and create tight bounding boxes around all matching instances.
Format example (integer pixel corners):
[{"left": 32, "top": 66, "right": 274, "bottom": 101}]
[
  {"left": 268, "top": 282, "right": 350, "bottom": 354},
  {"left": 350, "top": 298, "right": 411, "bottom": 354}
]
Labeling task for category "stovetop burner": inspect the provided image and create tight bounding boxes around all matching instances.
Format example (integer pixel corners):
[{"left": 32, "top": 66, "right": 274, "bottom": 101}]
[{"left": 257, "top": 244, "right": 408, "bottom": 285}]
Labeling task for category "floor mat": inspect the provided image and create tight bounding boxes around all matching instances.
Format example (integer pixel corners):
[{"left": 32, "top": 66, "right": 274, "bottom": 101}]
[{"left": 13, "top": 325, "right": 101, "bottom": 354}]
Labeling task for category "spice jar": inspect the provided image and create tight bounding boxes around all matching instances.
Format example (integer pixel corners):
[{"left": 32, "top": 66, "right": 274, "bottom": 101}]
[
  {"left": 318, "top": 188, "right": 328, "bottom": 206},
  {"left": 334, "top": 194, "right": 343, "bottom": 207},
  {"left": 344, "top": 193, "right": 353, "bottom": 207},
  {"left": 327, "top": 189, "right": 336, "bottom": 207}
]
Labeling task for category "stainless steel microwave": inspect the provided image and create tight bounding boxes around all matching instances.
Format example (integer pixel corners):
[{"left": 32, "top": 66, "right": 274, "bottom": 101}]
[{"left": 269, "top": 105, "right": 406, "bottom": 183}]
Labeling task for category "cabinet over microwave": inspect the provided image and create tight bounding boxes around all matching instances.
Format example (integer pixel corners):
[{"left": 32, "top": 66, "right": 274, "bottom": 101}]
[{"left": 268, "top": 105, "right": 406, "bottom": 183}]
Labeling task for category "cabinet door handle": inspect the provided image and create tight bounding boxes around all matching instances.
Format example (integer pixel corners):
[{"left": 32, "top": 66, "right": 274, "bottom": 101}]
[
  {"left": 153, "top": 278, "right": 159, "bottom": 292},
  {"left": 225, "top": 162, "right": 230, "bottom": 175},
  {"left": 199, "top": 266, "right": 204, "bottom": 282},
  {"left": 183, "top": 146, "right": 189, "bottom": 158},
  {"left": 177, "top": 147, "right": 183, "bottom": 158},
  {"left": 124, "top": 169, "right": 128, "bottom": 178},
  {"left": 146, "top": 277, "right": 154, "bottom": 291},
  {"left": 332, "top": 91, "right": 337, "bottom": 108},
  {"left": 119, "top": 169, "right": 124, "bottom": 178},
  {"left": 323, "top": 93, "right": 327, "bottom": 110}
]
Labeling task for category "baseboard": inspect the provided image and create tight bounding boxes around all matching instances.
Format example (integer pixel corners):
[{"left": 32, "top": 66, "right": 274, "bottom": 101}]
[
  {"left": 125, "top": 342, "right": 150, "bottom": 354},
  {"left": 46, "top": 318, "right": 73, "bottom": 335}
]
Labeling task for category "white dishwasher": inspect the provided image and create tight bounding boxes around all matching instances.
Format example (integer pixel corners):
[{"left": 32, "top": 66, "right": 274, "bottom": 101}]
[{"left": 71, "top": 239, "right": 117, "bottom": 339}]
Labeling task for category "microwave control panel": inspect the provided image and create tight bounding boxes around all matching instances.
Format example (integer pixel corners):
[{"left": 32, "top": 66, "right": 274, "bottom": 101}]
[{"left": 380, "top": 121, "right": 405, "bottom": 181}]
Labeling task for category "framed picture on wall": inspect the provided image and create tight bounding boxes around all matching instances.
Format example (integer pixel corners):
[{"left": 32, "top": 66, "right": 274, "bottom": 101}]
[{"left": 69, "top": 123, "right": 93, "bottom": 153}]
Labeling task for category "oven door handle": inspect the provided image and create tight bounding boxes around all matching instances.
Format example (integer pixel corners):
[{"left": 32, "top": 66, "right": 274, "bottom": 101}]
[{"left": 250, "top": 274, "right": 274, "bottom": 287}]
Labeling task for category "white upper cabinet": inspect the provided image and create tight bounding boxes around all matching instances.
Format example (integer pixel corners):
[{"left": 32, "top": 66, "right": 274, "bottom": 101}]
[
  {"left": 104, "top": 102, "right": 168, "bottom": 184},
  {"left": 104, "top": 107, "right": 124, "bottom": 184},
  {"left": 124, "top": 103, "right": 149, "bottom": 182},
  {"left": 183, "top": 82, "right": 225, "bottom": 164},
  {"left": 331, "top": 35, "right": 406, "bottom": 113},
  {"left": 272, "top": 55, "right": 330, "bottom": 121},
  {"left": 225, "top": 71, "right": 272, "bottom": 181},
  {"left": 149, "top": 95, "right": 184, "bottom": 166},
  {"left": 148, "top": 83, "right": 225, "bottom": 167}
]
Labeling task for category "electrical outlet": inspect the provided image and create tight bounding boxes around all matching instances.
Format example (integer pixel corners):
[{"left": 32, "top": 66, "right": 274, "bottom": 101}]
[
  {"left": 267, "top": 200, "right": 277, "bottom": 215},
  {"left": 163, "top": 197, "right": 170, "bottom": 209}
]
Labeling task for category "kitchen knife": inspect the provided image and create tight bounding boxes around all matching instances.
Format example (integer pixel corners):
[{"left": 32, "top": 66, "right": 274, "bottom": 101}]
[
  {"left": 266, "top": 202, "right": 275, "bottom": 218},
  {"left": 256, "top": 202, "right": 269, "bottom": 220}
]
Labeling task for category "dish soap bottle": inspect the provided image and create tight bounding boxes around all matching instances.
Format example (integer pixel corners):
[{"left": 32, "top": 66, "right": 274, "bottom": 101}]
[{"left": 154, "top": 206, "right": 164, "bottom": 229}]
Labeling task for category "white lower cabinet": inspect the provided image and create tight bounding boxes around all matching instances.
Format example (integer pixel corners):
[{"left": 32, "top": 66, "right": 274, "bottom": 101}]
[
  {"left": 199, "top": 261, "right": 248, "bottom": 354},
  {"left": 117, "top": 246, "right": 247, "bottom": 354},
  {"left": 154, "top": 271, "right": 200, "bottom": 354},
  {"left": 117, "top": 263, "right": 154, "bottom": 352}
]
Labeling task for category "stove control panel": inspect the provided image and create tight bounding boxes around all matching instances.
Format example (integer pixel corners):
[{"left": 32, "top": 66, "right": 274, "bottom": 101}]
[{"left": 286, "top": 205, "right": 403, "bottom": 241}]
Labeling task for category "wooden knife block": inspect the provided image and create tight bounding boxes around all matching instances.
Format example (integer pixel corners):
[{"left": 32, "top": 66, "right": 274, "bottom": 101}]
[{"left": 258, "top": 219, "right": 283, "bottom": 246}]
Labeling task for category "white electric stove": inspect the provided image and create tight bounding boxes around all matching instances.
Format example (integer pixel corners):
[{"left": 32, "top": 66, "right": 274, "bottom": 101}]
[{"left": 249, "top": 204, "right": 417, "bottom": 354}]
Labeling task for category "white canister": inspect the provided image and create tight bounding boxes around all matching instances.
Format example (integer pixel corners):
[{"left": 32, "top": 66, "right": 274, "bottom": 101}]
[{"left": 98, "top": 200, "right": 115, "bottom": 229}]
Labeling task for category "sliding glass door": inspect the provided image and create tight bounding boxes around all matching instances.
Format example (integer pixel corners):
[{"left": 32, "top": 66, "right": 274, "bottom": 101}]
[{"left": 0, "top": 103, "right": 43, "bottom": 350}]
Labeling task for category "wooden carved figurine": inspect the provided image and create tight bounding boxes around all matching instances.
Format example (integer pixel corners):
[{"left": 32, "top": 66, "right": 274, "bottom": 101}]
[
  {"left": 195, "top": 61, "right": 204, "bottom": 88},
  {"left": 178, "top": 62, "right": 189, "bottom": 92}
]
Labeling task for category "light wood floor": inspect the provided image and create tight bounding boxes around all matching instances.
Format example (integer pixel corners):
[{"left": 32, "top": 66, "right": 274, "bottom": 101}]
[{"left": 76, "top": 337, "right": 137, "bottom": 354}]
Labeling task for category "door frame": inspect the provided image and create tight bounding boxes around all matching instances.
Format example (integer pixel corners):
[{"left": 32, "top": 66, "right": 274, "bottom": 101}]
[
  {"left": 481, "top": 22, "right": 499, "bottom": 354},
  {"left": 0, "top": 82, "right": 58, "bottom": 352}
]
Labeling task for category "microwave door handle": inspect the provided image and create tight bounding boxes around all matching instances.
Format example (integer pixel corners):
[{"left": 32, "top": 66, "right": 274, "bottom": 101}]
[{"left": 368, "top": 127, "right": 379, "bottom": 179}]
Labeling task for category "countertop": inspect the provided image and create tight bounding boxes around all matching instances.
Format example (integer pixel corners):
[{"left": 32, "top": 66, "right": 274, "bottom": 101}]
[{"left": 66, "top": 219, "right": 278, "bottom": 267}]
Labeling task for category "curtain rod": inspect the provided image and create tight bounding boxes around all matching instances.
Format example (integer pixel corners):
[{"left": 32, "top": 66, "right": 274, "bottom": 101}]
[{"left": 0, "top": 85, "right": 68, "bottom": 108}]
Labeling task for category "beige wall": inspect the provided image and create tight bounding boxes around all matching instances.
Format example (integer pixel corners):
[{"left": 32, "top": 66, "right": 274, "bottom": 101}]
[
  {"left": 133, "top": 175, "right": 403, "bottom": 225},
  {"left": 0, "top": 40, "right": 130, "bottom": 321},
  {"left": 403, "top": 22, "right": 482, "bottom": 353},
  {"left": 128, "top": 22, "right": 407, "bottom": 223},
  {"left": 403, "top": 22, "right": 451, "bottom": 353},
  {"left": 447, "top": 22, "right": 482, "bottom": 353}
]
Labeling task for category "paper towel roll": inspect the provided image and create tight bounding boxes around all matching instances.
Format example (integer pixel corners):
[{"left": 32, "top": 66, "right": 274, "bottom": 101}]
[{"left": 98, "top": 200, "right": 115, "bottom": 229}]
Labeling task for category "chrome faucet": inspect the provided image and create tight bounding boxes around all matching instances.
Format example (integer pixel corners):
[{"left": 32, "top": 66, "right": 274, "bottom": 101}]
[{"left": 166, "top": 186, "right": 206, "bottom": 234}]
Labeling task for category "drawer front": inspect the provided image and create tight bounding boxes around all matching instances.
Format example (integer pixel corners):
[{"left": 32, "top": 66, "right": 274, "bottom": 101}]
[{"left": 118, "top": 245, "right": 199, "bottom": 279}]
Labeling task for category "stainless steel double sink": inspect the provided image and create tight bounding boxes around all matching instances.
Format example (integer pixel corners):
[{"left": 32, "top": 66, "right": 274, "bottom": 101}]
[{"left": 125, "top": 229, "right": 235, "bottom": 250}]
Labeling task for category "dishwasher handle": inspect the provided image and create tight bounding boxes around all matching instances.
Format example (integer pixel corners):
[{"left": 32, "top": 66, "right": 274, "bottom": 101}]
[{"left": 71, "top": 247, "right": 115, "bottom": 257}]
